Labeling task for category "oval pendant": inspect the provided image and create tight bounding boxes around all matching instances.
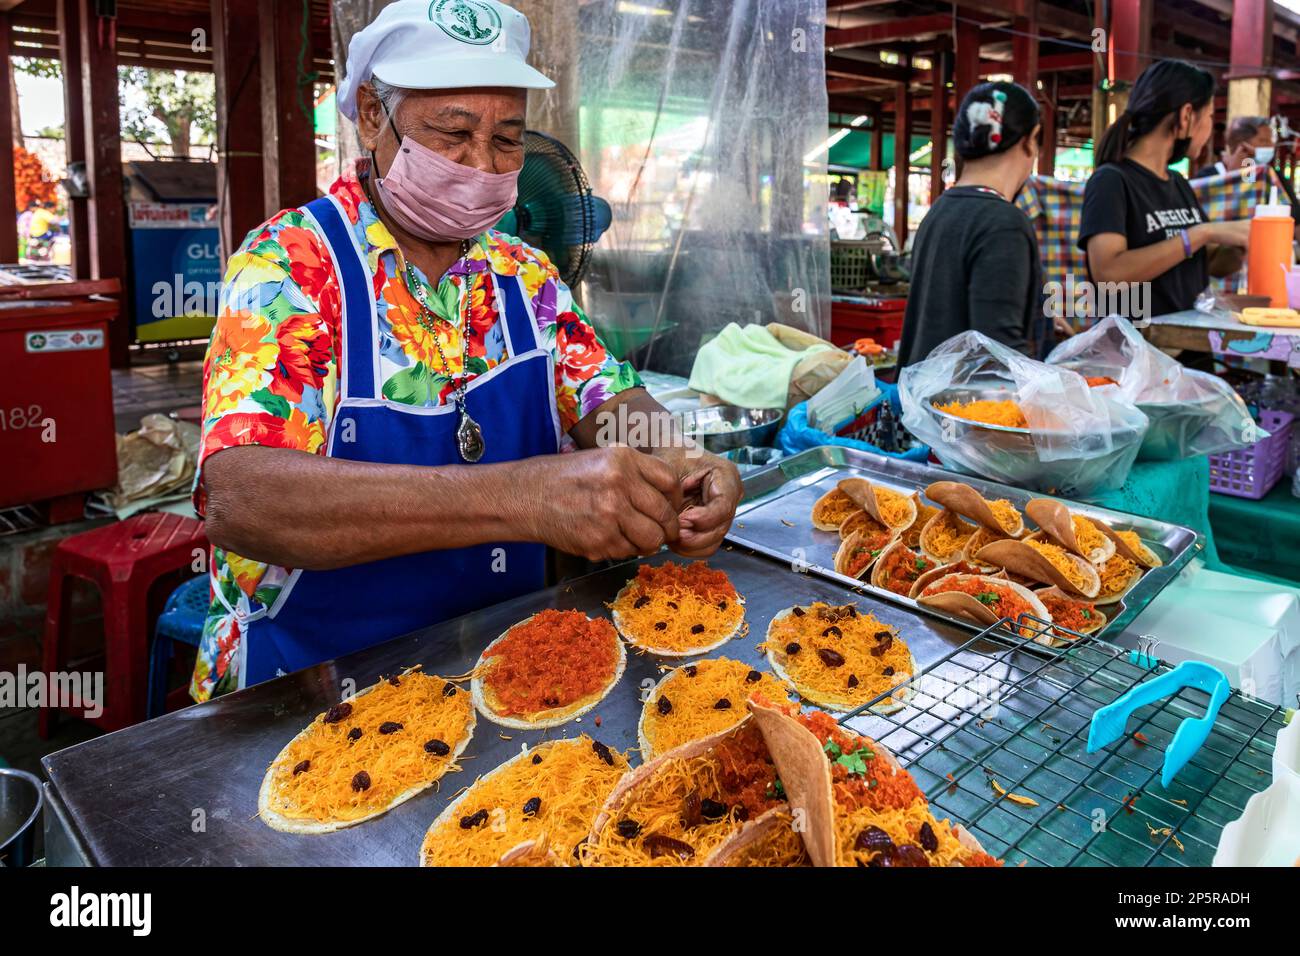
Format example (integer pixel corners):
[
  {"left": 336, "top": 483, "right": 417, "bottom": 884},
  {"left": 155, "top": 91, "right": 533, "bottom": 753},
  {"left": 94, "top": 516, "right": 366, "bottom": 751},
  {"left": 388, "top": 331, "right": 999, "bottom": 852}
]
[{"left": 457, "top": 410, "right": 485, "bottom": 463}]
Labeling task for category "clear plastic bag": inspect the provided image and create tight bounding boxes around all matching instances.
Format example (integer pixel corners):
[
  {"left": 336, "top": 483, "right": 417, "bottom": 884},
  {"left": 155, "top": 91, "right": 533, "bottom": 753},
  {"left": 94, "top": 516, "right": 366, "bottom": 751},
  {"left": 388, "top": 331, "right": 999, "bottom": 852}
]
[
  {"left": 1046, "top": 316, "right": 1256, "bottom": 459},
  {"left": 899, "top": 330, "right": 1148, "bottom": 496}
]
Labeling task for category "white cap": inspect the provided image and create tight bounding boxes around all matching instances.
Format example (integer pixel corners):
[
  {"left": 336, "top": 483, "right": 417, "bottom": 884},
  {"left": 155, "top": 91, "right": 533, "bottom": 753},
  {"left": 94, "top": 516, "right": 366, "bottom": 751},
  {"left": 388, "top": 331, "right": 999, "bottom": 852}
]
[{"left": 338, "top": 0, "right": 554, "bottom": 121}]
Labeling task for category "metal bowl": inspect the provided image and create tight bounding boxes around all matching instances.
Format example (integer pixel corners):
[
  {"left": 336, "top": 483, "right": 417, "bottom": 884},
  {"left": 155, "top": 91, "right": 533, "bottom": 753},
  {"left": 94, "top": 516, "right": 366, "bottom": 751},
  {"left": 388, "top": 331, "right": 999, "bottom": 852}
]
[
  {"left": 0, "top": 768, "right": 43, "bottom": 868},
  {"left": 676, "top": 405, "right": 785, "bottom": 452},
  {"left": 1054, "top": 364, "right": 1246, "bottom": 461},
  {"left": 927, "top": 384, "right": 1146, "bottom": 495}
]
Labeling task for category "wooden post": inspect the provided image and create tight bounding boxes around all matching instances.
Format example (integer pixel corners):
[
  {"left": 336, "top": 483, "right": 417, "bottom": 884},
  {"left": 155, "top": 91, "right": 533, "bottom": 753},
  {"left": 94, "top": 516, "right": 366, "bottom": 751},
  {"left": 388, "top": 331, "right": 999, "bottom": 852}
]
[
  {"left": 211, "top": 0, "right": 266, "bottom": 257},
  {"left": 894, "top": 77, "right": 912, "bottom": 246},
  {"left": 930, "top": 49, "right": 949, "bottom": 202},
  {"left": 954, "top": 18, "right": 981, "bottom": 109},
  {"left": 0, "top": 14, "right": 18, "bottom": 264},
  {"left": 261, "top": 0, "right": 318, "bottom": 214},
  {"left": 1039, "top": 74, "right": 1057, "bottom": 176},
  {"left": 57, "top": 0, "right": 90, "bottom": 278},
  {"left": 1228, "top": 0, "right": 1274, "bottom": 122},
  {"left": 78, "top": 0, "right": 129, "bottom": 366},
  {"left": 869, "top": 115, "right": 883, "bottom": 171},
  {"left": 1012, "top": 12, "right": 1038, "bottom": 92}
]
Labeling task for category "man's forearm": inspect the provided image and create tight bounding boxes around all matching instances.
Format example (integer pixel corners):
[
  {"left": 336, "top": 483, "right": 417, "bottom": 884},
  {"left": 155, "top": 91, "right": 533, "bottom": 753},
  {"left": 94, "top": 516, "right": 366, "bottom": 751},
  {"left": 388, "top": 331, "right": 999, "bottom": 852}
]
[{"left": 203, "top": 446, "right": 534, "bottom": 570}]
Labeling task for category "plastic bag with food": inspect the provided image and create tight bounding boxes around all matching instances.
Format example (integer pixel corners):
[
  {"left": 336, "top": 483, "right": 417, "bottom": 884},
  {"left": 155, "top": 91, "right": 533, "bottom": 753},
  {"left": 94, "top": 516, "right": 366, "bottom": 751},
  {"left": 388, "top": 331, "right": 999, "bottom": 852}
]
[
  {"left": 1045, "top": 315, "right": 1256, "bottom": 460},
  {"left": 899, "top": 330, "right": 1148, "bottom": 496}
]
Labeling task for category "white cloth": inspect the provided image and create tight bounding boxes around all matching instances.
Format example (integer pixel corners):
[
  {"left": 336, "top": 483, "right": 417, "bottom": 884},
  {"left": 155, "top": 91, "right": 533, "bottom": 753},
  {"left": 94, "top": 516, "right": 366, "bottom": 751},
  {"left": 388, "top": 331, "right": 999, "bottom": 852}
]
[{"left": 1125, "top": 560, "right": 1300, "bottom": 706}]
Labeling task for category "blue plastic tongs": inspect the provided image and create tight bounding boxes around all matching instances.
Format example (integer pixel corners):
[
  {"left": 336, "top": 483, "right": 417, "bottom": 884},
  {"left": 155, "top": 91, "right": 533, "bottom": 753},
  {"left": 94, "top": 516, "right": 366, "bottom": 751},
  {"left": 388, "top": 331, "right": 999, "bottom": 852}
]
[{"left": 1087, "top": 660, "right": 1232, "bottom": 788}]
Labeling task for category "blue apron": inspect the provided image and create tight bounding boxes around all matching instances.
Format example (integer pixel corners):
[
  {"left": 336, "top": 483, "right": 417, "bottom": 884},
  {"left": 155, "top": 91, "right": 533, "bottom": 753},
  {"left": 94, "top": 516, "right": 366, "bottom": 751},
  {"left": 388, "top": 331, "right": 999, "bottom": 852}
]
[{"left": 236, "top": 194, "right": 560, "bottom": 687}]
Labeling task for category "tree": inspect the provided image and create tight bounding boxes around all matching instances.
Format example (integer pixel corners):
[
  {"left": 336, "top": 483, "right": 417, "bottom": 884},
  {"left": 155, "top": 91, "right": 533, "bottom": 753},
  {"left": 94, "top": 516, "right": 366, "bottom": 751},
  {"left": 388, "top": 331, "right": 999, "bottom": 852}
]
[
  {"left": 119, "top": 67, "right": 215, "bottom": 157},
  {"left": 13, "top": 146, "right": 58, "bottom": 212}
]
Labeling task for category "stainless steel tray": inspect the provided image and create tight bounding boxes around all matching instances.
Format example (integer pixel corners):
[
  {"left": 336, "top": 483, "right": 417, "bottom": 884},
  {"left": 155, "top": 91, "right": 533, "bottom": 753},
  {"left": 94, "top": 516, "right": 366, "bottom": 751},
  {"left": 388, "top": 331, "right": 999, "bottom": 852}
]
[{"left": 729, "top": 446, "right": 1200, "bottom": 641}]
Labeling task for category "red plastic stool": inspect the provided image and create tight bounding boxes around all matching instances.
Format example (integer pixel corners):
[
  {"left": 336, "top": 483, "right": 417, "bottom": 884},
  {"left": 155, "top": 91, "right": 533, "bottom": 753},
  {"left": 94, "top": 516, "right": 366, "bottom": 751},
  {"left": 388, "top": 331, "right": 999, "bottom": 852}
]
[{"left": 39, "top": 512, "right": 208, "bottom": 736}]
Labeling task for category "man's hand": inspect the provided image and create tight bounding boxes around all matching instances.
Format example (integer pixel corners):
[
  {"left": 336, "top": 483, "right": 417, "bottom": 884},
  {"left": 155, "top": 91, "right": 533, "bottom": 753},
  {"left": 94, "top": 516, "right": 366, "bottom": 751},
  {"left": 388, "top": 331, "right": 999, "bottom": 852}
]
[
  {"left": 520, "top": 445, "right": 682, "bottom": 562},
  {"left": 670, "top": 452, "right": 743, "bottom": 558}
]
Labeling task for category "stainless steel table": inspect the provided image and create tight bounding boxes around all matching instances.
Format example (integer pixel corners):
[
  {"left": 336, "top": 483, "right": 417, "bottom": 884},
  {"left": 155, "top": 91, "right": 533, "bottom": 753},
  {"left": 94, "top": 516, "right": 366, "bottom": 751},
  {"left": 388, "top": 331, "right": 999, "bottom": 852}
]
[{"left": 41, "top": 546, "right": 972, "bottom": 867}]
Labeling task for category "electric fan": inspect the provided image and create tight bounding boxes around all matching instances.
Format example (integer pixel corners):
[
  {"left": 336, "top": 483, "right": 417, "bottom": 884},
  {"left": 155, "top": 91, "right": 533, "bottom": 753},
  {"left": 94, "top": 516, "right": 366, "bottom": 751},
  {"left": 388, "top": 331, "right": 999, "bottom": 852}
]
[{"left": 495, "top": 131, "right": 612, "bottom": 285}]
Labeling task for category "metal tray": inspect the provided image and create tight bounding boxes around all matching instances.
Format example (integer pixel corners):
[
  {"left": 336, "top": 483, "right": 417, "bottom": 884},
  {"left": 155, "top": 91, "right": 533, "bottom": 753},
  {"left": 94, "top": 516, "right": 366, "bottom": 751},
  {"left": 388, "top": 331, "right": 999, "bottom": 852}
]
[
  {"left": 41, "top": 546, "right": 973, "bottom": 867},
  {"left": 729, "top": 446, "right": 1200, "bottom": 642}
]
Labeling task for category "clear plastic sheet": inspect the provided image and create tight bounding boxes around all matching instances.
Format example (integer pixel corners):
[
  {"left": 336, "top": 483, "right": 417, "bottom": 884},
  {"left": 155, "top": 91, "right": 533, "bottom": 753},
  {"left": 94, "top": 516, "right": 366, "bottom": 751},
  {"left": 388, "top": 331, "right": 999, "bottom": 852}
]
[
  {"left": 1046, "top": 316, "right": 1257, "bottom": 459},
  {"left": 573, "top": 0, "right": 831, "bottom": 377},
  {"left": 898, "top": 330, "right": 1148, "bottom": 496}
]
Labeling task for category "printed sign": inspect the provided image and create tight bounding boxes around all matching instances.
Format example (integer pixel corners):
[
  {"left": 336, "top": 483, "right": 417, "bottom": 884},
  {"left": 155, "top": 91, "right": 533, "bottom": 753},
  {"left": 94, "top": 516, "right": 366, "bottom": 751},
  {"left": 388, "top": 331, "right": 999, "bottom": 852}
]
[
  {"left": 128, "top": 202, "right": 217, "bottom": 228},
  {"left": 25, "top": 328, "right": 105, "bottom": 353}
]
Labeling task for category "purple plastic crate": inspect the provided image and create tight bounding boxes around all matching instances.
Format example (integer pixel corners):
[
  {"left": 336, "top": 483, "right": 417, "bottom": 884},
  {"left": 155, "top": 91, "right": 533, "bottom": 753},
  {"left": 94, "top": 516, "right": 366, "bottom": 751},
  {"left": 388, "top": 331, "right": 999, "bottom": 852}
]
[{"left": 1208, "top": 409, "right": 1294, "bottom": 499}]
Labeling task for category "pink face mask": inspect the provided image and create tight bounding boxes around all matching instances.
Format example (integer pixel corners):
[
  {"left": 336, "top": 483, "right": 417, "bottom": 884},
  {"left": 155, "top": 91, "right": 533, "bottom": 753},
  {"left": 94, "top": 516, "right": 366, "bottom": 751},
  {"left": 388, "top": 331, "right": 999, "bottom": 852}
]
[{"left": 373, "top": 118, "right": 519, "bottom": 244}]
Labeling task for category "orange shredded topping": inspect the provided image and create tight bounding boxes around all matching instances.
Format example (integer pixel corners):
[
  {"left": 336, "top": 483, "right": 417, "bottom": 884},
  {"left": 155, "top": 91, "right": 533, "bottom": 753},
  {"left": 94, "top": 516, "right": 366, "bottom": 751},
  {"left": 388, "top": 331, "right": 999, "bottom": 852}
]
[
  {"left": 612, "top": 561, "right": 744, "bottom": 653},
  {"left": 876, "top": 546, "right": 935, "bottom": 595},
  {"left": 1071, "top": 515, "right": 1108, "bottom": 556},
  {"left": 583, "top": 722, "right": 782, "bottom": 867},
  {"left": 873, "top": 487, "right": 913, "bottom": 528},
  {"left": 1024, "top": 539, "right": 1090, "bottom": 590},
  {"left": 921, "top": 577, "right": 1039, "bottom": 635},
  {"left": 924, "top": 510, "right": 976, "bottom": 560},
  {"left": 1116, "top": 530, "right": 1156, "bottom": 564},
  {"left": 640, "top": 658, "right": 793, "bottom": 759},
  {"left": 812, "top": 489, "right": 858, "bottom": 527},
  {"left": 1037, "top": 593, "right": 1099, "bottom": 636},
  {"left": 764, "top": 603, "right": 913, "bottom": 709},
  {"left": 1098, "top": 554, "right": 1140, "bottom": 597},
  {"left": 483, "top": 610, "right": 619, "bottom": 717},
  {"left": 903, "top": 503, "right": 939, "bottom": 548},
  {"left": 933, "top": 399, "right": 1028, "bottom": 429},
  {"left": 420, "top": 736, "right": 629, "bottom": 867},
  {"left": 767, "top": 701, "right": 1000, "bottom": 867},
  {"left": 988, "top": 499, "right": 1020, "bottom": 534},
  {"left": 1086, "top": 376, "right": 1119, "bottom": 387},
  {"left": 263, "top": 671, "right": 474, "bottom": 824}
]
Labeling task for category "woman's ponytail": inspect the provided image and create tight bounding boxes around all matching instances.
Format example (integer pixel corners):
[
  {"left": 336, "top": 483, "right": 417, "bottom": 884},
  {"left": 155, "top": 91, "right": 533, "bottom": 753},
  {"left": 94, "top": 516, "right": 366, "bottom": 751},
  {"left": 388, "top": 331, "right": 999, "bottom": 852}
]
[{"left": 1095, "top": 111, "right": 1134, "bottom": 166}]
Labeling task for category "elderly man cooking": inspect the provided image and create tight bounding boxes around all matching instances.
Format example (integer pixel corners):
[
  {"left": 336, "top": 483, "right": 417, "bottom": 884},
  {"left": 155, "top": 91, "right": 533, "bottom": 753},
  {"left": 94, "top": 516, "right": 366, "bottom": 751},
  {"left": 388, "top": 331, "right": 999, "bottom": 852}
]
[{"left": 191, "top": 0, "right": 741, "bottom": 701}]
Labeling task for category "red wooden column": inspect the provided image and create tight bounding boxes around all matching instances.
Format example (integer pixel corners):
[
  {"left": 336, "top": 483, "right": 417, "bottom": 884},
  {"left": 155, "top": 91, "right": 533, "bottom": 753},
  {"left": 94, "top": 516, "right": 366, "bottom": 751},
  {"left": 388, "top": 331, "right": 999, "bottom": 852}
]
[
  {"left": 1039, "top": 74, "right": 1057, "bottom": 176},
  {"left": 0, "top": 14, "right": 18, "bottom": 264},
  {"left": 1109, "top": 0, "right": 1151, "bottom": 87},
  {"left": 260, "top": 0, "right": 318, "bottom": 214},
  {"left": 1011, "top": 12, "right": 1039, "bottom": 92},
  {"left": 212, "top": 0, "right": 266, "bottom": 256},
  {"left": 57, "top": 0, "right": 90, "bottom": 278},
  {"left": 1228, "top": 0, "right": 1274, "bottom": 126},
  {"left": 954, "top": 18, "right": 981, "bottom": 109},
  {"left": 78, "top": 0, "right": 129, "bottom": 367},
  {"left": 894, "top": 79, "right": 913, "bottom": 246},
  {"left": 931, "top": 48, "right": 950, "bottom": 202}
]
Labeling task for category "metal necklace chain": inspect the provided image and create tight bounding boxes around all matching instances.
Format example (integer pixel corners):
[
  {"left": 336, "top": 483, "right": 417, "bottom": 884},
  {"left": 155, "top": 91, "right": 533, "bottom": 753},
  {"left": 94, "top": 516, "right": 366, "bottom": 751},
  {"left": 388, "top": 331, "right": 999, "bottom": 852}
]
[
  {"left": 404, "top": 238, "right": 472, "bottom": 389},
  {"left": 401, "top": 238, "right": 486, "bottom": 462}
]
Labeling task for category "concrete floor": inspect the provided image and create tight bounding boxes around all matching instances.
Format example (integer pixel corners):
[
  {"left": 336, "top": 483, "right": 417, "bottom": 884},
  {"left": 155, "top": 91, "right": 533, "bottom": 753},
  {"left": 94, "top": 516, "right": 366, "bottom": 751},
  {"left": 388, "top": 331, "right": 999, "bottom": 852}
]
[
  {"left": 2, "top": 350, "right": 207, "bottom": 783},
  {"left": 111, "top": 354, "right": 204, "bottom": 433}
]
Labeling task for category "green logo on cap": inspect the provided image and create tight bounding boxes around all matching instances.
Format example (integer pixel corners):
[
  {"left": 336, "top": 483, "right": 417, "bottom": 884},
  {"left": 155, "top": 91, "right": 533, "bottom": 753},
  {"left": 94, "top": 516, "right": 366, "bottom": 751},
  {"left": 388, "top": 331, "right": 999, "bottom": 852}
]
[{"left": 429, "top": 0, "right": 502, "bottom": 46}]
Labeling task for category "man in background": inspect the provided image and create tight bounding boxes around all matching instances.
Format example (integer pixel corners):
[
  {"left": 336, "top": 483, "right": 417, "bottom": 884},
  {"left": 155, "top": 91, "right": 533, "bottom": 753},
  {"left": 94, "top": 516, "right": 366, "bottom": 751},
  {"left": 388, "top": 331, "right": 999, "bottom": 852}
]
[{"left": 1194, "top": 115, "right": 1274, "bottom": 179}]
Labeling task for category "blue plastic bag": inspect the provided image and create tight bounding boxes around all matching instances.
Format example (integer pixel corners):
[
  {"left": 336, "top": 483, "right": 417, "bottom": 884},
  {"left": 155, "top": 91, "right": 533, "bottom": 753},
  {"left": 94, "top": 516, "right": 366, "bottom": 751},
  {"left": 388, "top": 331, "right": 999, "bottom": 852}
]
[{"left": 779, "top": 381, "right": 931, "bottom": 462}]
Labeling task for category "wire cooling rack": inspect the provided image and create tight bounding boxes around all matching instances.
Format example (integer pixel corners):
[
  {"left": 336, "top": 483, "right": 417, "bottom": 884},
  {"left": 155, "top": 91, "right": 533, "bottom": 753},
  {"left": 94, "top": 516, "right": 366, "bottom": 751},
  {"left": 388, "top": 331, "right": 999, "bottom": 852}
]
[{"left": 839, "top": 617, "right": 1291, "bottom": 867}]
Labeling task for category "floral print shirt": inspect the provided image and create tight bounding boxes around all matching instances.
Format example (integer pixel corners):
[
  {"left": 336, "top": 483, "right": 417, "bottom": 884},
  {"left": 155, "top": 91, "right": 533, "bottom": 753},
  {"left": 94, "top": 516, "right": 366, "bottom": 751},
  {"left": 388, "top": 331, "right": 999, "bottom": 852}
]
[{"left": 189, "top": 166, "right": 640, "bottom": 702}]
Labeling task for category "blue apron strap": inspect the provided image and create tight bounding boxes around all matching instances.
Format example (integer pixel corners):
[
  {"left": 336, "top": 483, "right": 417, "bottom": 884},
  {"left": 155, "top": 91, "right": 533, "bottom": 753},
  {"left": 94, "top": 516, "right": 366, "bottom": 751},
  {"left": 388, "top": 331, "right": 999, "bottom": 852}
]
[
  {"left": 301, "top": 195, "right": 375, "bottom": 399},
  {"left": 496, "top": 272, "right": 540, "bottom": 356}
]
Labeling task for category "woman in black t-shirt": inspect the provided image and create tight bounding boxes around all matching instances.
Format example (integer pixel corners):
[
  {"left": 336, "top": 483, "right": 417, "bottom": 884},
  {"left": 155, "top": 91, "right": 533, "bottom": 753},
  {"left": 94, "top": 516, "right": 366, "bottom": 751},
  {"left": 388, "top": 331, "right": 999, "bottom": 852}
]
[
  {"left": 900, "top": 82, "right": 1054, "bottom": 366},
  {"left": 1079, "top": 60, "right": 1250, "bottom": 319}
]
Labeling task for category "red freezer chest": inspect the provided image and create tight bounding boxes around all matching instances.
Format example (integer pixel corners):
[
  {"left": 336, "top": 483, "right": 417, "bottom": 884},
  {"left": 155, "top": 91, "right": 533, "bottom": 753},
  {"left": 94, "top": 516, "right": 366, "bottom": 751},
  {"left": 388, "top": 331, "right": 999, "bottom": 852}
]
[{"left": 0, "top": 296, "right": 119, "bottom": 509}]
